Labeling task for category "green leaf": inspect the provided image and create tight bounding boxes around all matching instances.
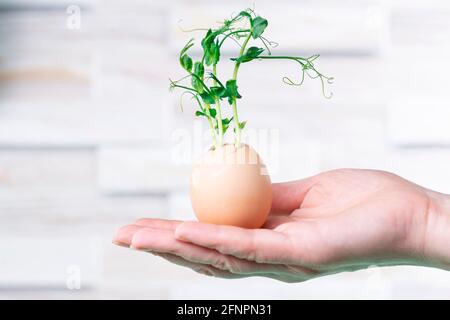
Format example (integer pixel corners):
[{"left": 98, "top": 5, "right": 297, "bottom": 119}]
[
  {"left": 223, "top": 19, "right": 233, "bottom": 28},
  {"left": 204, "top": 41, "right": 220, "bottom": 66},
  {"left": 180, "top": 39, "right": 194, "bottom": 57},
  {"left": 201, "top": 29, "right": 213, "bottom": 65},
  {"left": 208, "top": 72, "right": 226, "bottom": 88},
  {"left": 231, "top": 46, "right": 264, "bottom": 63},
  {"left": 208, "top": 73, "right": 228, "bottom": 100},
  {"left": 201, "top": 29, "right": 220, "bottom": 66},
  {"left": 204, "top": 51, "right": 213, "bottom": 66},
  {"left": 180, "top": 54, "right": 193, "bottom": 72},
  {"left": 179, "top": 39, "right": 194, "bottom": 72},
  {"left": 222, "top": 117, "right": 233, "bottom": 134},
  {"left": 233, "top": 121, "right": 247, "bottom": 133},
  {"left": 239, "top": 11, "right": 252, "bottom": 20},
  {"left": 193, "top": 62, "right": 204, "bottom": 78},
  {"left": 195, "top": 108, "right": 216, "bottom": 118},
  {"left": 199, "top": 92, "right": 216, "bottom": 105},
  {"left": 251, "top": 16, "right": 268, "bottom": 39},
  {"left": 201, "top": 29, "right": 214, "bottom": 50},
  {"left": 223, "top": 117, "right": 233, "bottom": 125},
  {"left": 191, "top": 62, "right": 205, "bottom": 92},
  {"left": 210, "top": 86, "right": 228, "bottom": 100},
  {"left": 212, "top": 40, "right": 220, "bottom": 65},
  {"left": 225, "top": 80, "right": 242, "bottom": 104},
  {"left": 180, "top": 38, "right": 194, "bottom": 56},
  {"left": 208, "top": 108, "right": 217, "bottom": 118},
  {"left": 215, "top": 117, "right": 233, "bottom": 134}
]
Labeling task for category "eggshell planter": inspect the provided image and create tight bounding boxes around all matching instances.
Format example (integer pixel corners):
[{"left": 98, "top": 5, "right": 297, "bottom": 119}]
[{"left": 190, "top": 144, "right": 272, "bottom": 229}]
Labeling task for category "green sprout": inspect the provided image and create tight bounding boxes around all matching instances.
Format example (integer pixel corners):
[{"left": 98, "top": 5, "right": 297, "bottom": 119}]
[{"left": 170, "top": 8, "right": 334, "bottom": 149}]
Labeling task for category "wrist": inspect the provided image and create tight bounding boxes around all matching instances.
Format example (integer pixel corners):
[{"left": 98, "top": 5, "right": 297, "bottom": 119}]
[{"left": 422, "top": 191, "right": 450, "bottom": 270}]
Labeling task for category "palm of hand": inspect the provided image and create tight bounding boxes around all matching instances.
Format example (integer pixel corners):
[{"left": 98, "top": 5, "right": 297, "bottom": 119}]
[
  {"left": 113, "top": 169, "right": 431, "bottom": 282},
  {"left": 261, "top": 170, "right": 428, "bottom": 269}
]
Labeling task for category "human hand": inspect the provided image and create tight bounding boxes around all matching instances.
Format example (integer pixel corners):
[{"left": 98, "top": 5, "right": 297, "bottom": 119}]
[{"left": 113, "top": 169, "right": 450, "bottom": 282}]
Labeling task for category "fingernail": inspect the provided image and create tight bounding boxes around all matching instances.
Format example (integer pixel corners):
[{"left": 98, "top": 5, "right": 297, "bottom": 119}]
[
  {"left": 130, "top": 245, "right": 155, "bottom": 254},
  {"left": 112, "top": 240, "right": 130, "bottom": 248}
]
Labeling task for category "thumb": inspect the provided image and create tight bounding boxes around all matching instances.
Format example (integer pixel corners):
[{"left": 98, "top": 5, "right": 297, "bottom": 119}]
[{"left": 270, "top": 175, "right": 317, "bottom": 214}]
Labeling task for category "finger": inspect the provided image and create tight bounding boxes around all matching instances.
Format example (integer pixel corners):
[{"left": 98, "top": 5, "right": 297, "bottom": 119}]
[
  {"left": 113, "top": 218, "right": 186, "bottom": 247},
  {"left": 131, "top": 227, "right": 302, "bottom": 276},
  {"left": 131, "top": 227, "right": 220, "bottom": 260},
  {"left": 154, "top": 253, "right": 311, "bottom": 283},
  {"left": 152, "top": 252, "right": 244, "bottom": 279},
  {"left": 134, "top": 218, "right": 183, "bottom": 230},
  {"left": 271, "top": 176, "right": 317, "bottom": 214},
  {"left": 174, "top": 222, "right": 296, "bottom": 264},
  {"left": 113, "top": 224, "right": 143, "bottom": 247}
]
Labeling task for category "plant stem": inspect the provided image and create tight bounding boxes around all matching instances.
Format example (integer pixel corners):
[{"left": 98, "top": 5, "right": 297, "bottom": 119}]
[
  {"left": 170, "top": 83, "right": 199, "bottom": 93},
  {"left": 218, "top": 29, "right": 250, "bottom": 48},
  {"left": 231, "top": 101, "right": 240, "bottom": 148},
  {"left": 258, "top": 55, "right": 333, "bottom": 98},
  {"left": 258, "top": 55, "right": 309, "bottom": 62},
  {"left": 212, "top": 64, "right": 224, "bottom": 146},
  {"left": 233, "top": 34, "right": 252, "bottom": 82},
  {"left": 204, "top": 103, "right": 218, "bottom": 148},
  {"left": 257, "top": 55, "right": 307, "bottom": 69},
  {"left": 231, "top": 34, "right": 252, "bottom": 148}
]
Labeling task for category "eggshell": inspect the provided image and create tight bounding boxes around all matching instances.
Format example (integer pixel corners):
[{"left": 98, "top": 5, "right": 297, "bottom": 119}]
[{"left": 190, "top": 144, "right": 272, "bottom": 229}]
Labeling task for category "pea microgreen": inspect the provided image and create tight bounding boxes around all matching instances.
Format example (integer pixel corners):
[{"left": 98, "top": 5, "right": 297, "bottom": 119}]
[{"left": 170, "top": 8, "right": 334, "bottom": 149}]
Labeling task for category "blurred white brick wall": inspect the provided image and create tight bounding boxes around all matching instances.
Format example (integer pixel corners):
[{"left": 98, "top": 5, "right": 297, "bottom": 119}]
[{"left": 0, "top": 0, "right": 450, "bottom": 299}]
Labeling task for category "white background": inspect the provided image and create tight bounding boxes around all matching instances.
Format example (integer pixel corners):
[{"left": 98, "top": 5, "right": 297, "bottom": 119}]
[{"left": 0, "top": 0, "right": 449, "bottom": 299}]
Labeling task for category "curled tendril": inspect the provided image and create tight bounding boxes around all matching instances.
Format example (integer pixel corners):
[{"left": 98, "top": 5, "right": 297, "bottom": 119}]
[
  {"left": 282, "top": 69, "right": 305, "bottom": 87},
  {"left": 170, "top": 74, "right": 192, "bottom": 85},
  {"left": 230, "top": 7, "right": 256, "bottom": 20},
  {"left": 259, "top": 37, "right": 271, "bottom": 55},
  {"left": 305, "top": 68, "right": 320, "bottom": 79},
  {"left": 170, "top": 71, "right": 212, "bottom": 95},
  {"left": 275, "top": 56, "right": 334, "bottom": 99},
  {"left": 227, "top": 12, "right": 241, "bottom": 23},
  {"left": 224, "top": 10, "right": 247, "bottom": 27},
  {"left": 247, "top": 6, "right": 257, "bottom": 17},
  {"left": 259, "top": 36, "right": 279, "bottom": 55},
  {"left": 307, "top": 54, "right": 320, "bottom": 62},
  {"left": 179, "top": 91, "right": 203, "bottom": 113},
  {"left": 228, "top": 36, "right": 243, "bottom": 48},
  {"left": 260, "top": 36, "right": 279, "bottom": 48},
  {"left": 305, "top": 61, "right": 334, "bottom": 99},
  {"left": 169, "top": 78, "right": 180, "bottom": 92}
]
